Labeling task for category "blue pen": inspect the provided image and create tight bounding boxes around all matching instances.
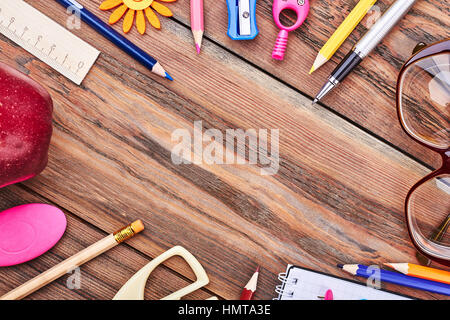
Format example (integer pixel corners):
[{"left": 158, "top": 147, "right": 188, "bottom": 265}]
[
  {"left": 338, "top": 264, "right": 450, "bottom": 296},
  {"left": 55, "top": 0, "right": 173, "bottom": 80}
]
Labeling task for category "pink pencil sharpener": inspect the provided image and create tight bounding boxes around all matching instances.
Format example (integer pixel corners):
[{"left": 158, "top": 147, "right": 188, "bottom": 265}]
[{"left": 272, "top": 0, "right": 310, "bottom": 60}]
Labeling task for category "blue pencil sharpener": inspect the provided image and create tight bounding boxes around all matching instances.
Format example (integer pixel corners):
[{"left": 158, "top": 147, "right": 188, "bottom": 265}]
[{"left": 226, "top": 0, "right": 258, "bottom": 40}]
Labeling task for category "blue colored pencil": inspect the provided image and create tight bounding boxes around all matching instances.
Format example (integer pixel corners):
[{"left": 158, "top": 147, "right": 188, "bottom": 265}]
[
  {"left": 338, "top": 264, "right": 450, "bottom": 296},
  {"left": 55, "top": 0, "right": 173, "bottom": 80}
]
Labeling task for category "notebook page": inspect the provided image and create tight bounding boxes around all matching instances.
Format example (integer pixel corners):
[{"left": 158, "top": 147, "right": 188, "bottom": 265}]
[{"left": 277, "top": 265, "right": 410, "bottom": 300}]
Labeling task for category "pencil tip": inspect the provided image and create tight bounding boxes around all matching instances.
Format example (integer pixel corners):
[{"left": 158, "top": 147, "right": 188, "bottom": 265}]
[
  {"left": 337, "top": 264, "right": 343, "bottom": 269},
  {"left": 309, "top": 66, "right": 315, "bottom": 74},
  {"left": 384, "top": 263, "right": 392, "bottom": 268},
  {"left": 165, "top": 72, "right": 173, "bottom": 81},
  {"left": 196, "top": 44, "right": 201, "bottom": 54},
  {"left": 312, "top": 98, "right": 318, "bottom": 105},
  {"left": 255, "top": 266, "right": 260, "bottom": 273}
]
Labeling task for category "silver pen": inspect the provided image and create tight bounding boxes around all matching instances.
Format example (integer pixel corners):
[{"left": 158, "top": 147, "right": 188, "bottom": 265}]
[{"left": 313, "top": 0, "right": 417, "bottom": 103}]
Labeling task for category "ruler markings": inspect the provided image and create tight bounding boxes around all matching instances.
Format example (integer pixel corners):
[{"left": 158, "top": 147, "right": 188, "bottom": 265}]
[{"left": 0, "top": 1, "right": 99, "bottom": 85}]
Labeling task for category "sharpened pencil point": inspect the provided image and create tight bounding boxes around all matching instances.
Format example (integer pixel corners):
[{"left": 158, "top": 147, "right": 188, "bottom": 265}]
[
  {"left": 312, "top": 98, "right": 318, "bottom": 105},
  {"left": 165, "top": 72, "right": 173, "bottom": 81},
  {"left": 192, "top": 30, "right": 204, "bottom": 55},
  {"left": 256, "top": 266, "right": 260, "bottom": 273},
  {"left": 310, "top": 54, "right": 327, "bottom": 73},
  {"left": 337, "top": 264, "right": 343, "bottom": 269}
]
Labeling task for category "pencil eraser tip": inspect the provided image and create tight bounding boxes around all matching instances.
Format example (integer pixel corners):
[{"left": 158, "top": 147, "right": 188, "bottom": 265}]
[{"left": 131, "top": 219, "right": 145, "bottom": 233}]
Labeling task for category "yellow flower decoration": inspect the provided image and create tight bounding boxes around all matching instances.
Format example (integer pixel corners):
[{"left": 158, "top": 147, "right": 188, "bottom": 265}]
[{"left": 99, "top": 0, "right": 176, "bottom": 34}]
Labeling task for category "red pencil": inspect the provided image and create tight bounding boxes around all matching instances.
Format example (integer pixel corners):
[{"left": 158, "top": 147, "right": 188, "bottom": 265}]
[{"left": 240, "top": 266, "right": 260, "bottom": 300}]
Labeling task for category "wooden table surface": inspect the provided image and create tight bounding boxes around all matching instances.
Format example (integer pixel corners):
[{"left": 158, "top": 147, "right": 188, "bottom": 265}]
[{"left": 0, "top": 0, "right": 449, "bottom": 300}]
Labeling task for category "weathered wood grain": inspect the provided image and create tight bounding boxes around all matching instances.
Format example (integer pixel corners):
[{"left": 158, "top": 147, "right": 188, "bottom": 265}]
[
  {"left": 0, "top": 0, "right": 447, "bottom": 301},
  {"left": 41, "top": 0, "right": 448, "bottom": 168},
  {"left": 167, "top": 0, "right": 449, "bottom": 169},
  {"left": 0, "top": 185, "right": 216, "bottom": 300}
]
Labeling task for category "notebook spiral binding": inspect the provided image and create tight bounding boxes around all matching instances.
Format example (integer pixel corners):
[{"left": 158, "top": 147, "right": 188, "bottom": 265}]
[{"left": 273, "top": 272, "right": 298, "bottom": 299}]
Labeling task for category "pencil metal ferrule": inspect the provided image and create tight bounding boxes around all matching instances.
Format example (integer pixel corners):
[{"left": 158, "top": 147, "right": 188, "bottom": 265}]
[{"left": 113, "top": 224, "right": 136, "bottom": 243}]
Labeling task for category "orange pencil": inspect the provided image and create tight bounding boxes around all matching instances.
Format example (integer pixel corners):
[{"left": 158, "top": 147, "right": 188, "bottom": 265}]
[
  {"left": 240, "top": 266, "right": 260, "bottom": 300},
  {"left": 384, "top": 263, "right": 450, "bottom": 285}
]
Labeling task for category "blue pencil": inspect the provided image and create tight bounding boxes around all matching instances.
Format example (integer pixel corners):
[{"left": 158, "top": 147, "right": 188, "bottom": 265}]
[
  {"left": 55, "top": 0, "right": 173, "bottom": 80},
  {"left": 338, "top": 264, "right": 450, "bottom": 296}
]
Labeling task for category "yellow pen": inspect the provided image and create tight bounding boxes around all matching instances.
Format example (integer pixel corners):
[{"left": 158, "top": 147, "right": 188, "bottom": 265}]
[{"left": 310, "top": 0, "right": 377, "bottom": 74}]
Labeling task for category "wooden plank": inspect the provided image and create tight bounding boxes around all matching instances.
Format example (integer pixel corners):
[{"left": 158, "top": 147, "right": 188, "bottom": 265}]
[
  {"left": 0, "top": 186, "right": 216, "bottom": 300},
  {"left": 0, "top": 1, "right": 447, "bottom": 300},
  {"left": 168, "top": 0, "right": 448, "bottom": 169},
  {"left": 24, "top": 0, "right": 448, "bottom": 170}
]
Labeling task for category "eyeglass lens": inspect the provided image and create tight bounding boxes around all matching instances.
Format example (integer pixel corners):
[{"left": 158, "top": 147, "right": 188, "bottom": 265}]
[
  {"left": 399, "top": 52, "right": 449, "bottom": 149},
  {"left": 399, "top": 47, "right": 450, "bottom": 262},
  {"left": 407, "top": 174, "right": 449, "bottom": 244}
]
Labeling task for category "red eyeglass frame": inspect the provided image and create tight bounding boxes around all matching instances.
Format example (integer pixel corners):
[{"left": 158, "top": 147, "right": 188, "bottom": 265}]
[{"left": 396, "top": 38, "right": 450, "bottom": 266}]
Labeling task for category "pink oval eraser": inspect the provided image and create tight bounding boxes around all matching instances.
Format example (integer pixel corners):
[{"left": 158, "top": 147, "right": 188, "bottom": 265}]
[{"left": 0, "top": 204, "right": 66, "bottom": 267}]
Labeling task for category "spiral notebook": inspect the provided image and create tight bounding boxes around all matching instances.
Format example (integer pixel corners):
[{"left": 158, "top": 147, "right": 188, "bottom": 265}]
[{"left": 275, "top": 265, "right": 411, "bottom": 300}]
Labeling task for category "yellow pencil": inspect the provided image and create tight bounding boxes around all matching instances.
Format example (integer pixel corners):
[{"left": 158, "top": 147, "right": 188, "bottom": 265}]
[
  {"left": 384, "top": 263, "right": 450, "bottom": 285},
  {"left": 310, "top": 0, "right": 377, "bottom": 74}
]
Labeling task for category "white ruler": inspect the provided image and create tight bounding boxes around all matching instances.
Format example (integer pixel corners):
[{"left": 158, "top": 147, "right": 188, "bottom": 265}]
[{"left": 0, "top": 0, "right": 99, "bottom": 85}]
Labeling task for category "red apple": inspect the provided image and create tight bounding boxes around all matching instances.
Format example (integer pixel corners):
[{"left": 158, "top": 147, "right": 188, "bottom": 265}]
[{"left": 0, "top": 62, "right": 53, "bottom": 188}]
